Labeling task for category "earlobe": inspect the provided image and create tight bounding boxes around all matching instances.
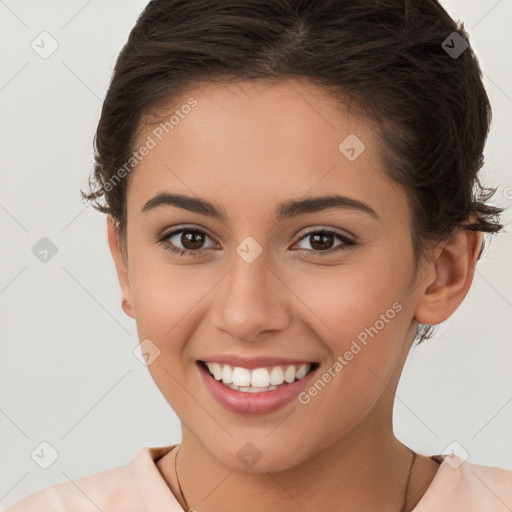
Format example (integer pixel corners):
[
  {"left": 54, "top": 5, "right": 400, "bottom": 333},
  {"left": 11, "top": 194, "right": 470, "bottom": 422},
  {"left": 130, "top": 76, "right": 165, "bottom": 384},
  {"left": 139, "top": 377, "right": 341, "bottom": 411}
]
[
  {"left": 121, "top": 297, "right": 133, "bottom": 317},
  {"left": 106, "top": 216, "right": 135, "bottom": 319},
  {"left": 414, "top": 228, "right": 483, "bottom": 326}
]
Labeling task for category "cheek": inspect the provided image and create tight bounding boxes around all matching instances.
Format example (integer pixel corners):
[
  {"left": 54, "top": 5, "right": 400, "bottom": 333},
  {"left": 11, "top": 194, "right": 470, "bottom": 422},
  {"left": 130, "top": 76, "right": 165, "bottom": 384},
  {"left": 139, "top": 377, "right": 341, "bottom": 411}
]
[
  {"left": 290, "top": 264, "right": 410, "bottom": 431},
  {"left": 127, "top": 263, "right": 208, "bottom": 410},
  {"left": 289, "top": 249, "right": 413, "bottom": 392},
  {"left": 128, "top": 253, "right": 218, "bottom": 355},
  {"left": 292, "top": 253, "right": 410, "bottom": 344}
]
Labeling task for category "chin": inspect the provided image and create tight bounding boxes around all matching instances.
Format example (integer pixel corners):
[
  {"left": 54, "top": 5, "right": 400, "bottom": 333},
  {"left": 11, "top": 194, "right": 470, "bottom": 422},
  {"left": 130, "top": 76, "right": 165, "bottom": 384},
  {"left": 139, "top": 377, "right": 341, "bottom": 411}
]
[{"left": 203, "top": 437, "right": 312, "bottom": 474}]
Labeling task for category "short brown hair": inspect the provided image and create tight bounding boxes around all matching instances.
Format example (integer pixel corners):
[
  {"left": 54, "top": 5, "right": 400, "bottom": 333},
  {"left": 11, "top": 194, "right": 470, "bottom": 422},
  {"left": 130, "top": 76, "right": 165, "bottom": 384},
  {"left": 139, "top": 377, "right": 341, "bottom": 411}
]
[{"left": 83, "top": 0, "right": 504, "bottom": 343}]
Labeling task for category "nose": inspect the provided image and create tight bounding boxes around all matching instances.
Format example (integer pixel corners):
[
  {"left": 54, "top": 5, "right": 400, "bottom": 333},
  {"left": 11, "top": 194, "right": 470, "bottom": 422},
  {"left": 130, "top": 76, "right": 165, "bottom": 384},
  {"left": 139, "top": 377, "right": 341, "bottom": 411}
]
[{"left": 210, "top": 251, "right": 292, "bottom": 342}]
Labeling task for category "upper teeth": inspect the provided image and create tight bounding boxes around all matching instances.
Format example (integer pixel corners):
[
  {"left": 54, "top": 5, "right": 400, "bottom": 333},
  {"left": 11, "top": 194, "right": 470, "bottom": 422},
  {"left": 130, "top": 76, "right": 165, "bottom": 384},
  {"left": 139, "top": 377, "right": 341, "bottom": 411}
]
[{"left": 205, "top": 362, "right": 312, "bottom": 387}]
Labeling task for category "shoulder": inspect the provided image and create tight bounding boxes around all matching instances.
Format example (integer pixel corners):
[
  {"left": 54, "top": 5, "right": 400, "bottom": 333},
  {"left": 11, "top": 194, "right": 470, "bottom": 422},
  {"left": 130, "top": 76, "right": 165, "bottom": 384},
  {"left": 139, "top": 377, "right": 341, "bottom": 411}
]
[
  {"left": 415, "top": 454, "right": 512, "bottom": 511},
  {"left": 5, "top": 456, "right": 144, "bottom": 512}
]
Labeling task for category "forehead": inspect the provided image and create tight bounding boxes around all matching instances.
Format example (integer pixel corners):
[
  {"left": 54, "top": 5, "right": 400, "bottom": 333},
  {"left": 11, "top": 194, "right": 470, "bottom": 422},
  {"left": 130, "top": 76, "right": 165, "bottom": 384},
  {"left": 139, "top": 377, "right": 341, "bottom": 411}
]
[{"left": 129, "top": 78, "right": 409, "bottom": 224}]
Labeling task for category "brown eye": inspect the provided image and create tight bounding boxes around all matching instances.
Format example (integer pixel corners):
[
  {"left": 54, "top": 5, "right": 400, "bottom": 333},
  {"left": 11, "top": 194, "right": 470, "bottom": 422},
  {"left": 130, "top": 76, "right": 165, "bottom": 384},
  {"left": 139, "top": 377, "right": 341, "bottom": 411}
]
[
  {"left": 294, "top": 229, "right": 356, "bottom": 257},
  {"left": 178, "top": 230, "right": 206, "bottom": 250},
  {"left": 159, "top": 228, "right": 217, "bottom": 257},
  {"left": 308, "top": 232, "right": 336, "bottom": 251}
]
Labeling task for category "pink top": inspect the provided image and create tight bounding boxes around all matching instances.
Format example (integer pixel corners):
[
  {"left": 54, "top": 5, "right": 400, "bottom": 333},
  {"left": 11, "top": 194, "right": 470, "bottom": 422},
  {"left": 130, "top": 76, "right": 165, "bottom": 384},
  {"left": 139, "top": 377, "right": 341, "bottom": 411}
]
[{"left": 6, "top": 445, "right": 512, "bottom": 511}]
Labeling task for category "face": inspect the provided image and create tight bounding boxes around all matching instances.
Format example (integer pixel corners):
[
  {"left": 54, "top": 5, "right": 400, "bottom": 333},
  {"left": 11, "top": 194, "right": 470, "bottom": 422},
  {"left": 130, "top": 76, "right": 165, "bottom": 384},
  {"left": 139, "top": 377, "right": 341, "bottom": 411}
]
[{"left": 110, "top": 78, "right": 430, "bottom": 472}]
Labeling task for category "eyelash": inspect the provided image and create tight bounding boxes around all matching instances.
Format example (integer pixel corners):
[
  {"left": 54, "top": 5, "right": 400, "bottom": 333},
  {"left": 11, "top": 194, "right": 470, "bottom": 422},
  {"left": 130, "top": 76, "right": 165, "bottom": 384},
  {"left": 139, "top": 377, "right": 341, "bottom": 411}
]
[{"left": 158, "top": 227, "right": 357, "bottom": 259}]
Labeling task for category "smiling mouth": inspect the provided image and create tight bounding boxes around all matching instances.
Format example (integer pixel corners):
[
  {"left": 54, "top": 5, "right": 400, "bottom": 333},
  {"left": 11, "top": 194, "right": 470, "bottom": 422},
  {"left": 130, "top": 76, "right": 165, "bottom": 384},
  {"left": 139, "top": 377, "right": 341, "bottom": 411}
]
[{"left": 199, "top": 360, "right": 320, "bottom": 393}]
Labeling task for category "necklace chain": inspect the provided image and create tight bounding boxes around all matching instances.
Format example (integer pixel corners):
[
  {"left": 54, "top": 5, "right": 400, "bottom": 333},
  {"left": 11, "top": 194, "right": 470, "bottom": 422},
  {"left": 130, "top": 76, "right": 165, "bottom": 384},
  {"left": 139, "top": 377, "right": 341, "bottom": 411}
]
[
  {"left": 174, "top": 445, "right": 416, "bottom": 512},
  {"left": 174, "top": 446, "right": 192, "bottom": 512}
]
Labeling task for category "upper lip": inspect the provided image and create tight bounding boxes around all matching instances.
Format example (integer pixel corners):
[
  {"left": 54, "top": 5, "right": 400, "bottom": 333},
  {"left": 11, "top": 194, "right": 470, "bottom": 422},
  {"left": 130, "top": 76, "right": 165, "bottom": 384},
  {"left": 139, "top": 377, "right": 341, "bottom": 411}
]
[{"left": 199, "top": 354, "right": 317, "bottom": 370}]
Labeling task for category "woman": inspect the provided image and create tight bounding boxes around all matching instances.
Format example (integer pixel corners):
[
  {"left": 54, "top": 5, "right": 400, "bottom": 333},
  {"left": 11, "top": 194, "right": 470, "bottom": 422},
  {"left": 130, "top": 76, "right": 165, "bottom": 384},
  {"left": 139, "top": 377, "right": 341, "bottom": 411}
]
[{"left": 8, "top": 0, "right": 512, "bottom": 510}]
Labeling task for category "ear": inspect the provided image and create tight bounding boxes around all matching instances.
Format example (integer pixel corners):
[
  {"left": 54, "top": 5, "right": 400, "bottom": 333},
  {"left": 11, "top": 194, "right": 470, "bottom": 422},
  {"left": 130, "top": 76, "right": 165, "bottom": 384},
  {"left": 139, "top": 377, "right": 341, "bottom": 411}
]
[
  {"left": 106, "top": 216, "right": 134, "bottom": 318},
  {"left": 414, "top": 226, "right": 483, "bottom": 326}
]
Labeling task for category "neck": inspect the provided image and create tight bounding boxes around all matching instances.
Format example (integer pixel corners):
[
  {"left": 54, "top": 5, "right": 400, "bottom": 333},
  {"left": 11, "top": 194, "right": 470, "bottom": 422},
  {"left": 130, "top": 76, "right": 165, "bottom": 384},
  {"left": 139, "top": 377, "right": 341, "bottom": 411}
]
[{"left": 159, "top": 412, "right": 419, "bottom": 512}]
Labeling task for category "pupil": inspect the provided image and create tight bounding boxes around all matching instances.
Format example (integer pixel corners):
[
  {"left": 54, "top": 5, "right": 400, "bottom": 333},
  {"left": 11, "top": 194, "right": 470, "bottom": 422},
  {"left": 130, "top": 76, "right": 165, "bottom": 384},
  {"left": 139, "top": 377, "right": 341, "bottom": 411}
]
[
  {"left": 311, "top": 233, "right": 333, "bottom": 250},
  {"left": 182, "top": 231, "right": 204, "bottom": 250}
]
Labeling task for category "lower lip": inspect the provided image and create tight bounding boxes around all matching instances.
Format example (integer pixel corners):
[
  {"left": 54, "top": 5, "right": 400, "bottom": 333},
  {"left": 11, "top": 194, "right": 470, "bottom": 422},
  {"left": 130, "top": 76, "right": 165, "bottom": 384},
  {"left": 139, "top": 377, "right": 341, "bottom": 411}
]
[{"left": 198, "top": 361, "right": 319, "bottom": 415}]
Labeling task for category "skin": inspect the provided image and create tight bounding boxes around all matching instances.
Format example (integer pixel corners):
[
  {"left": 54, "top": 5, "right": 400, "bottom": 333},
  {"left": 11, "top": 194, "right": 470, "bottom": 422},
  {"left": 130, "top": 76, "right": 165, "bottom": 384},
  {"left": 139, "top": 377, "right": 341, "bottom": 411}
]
[{"left": 107, "top": 77, "right": 482, "bottom": 511}]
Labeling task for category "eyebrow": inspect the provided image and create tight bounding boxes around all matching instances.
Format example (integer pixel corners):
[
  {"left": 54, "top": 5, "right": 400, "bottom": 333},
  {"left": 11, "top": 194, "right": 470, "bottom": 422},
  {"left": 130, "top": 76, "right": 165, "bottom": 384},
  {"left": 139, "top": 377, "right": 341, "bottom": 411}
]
[{"left": 141, "top": 191, "right": 379, "bottom": 222}]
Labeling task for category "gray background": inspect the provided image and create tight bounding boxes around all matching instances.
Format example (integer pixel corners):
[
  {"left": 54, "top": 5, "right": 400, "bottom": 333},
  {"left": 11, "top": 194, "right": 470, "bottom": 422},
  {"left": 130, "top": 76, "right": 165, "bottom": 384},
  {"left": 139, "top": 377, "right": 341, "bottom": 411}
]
[{"left": 1, "top": 0, "right": 511, "bottom": 509}]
